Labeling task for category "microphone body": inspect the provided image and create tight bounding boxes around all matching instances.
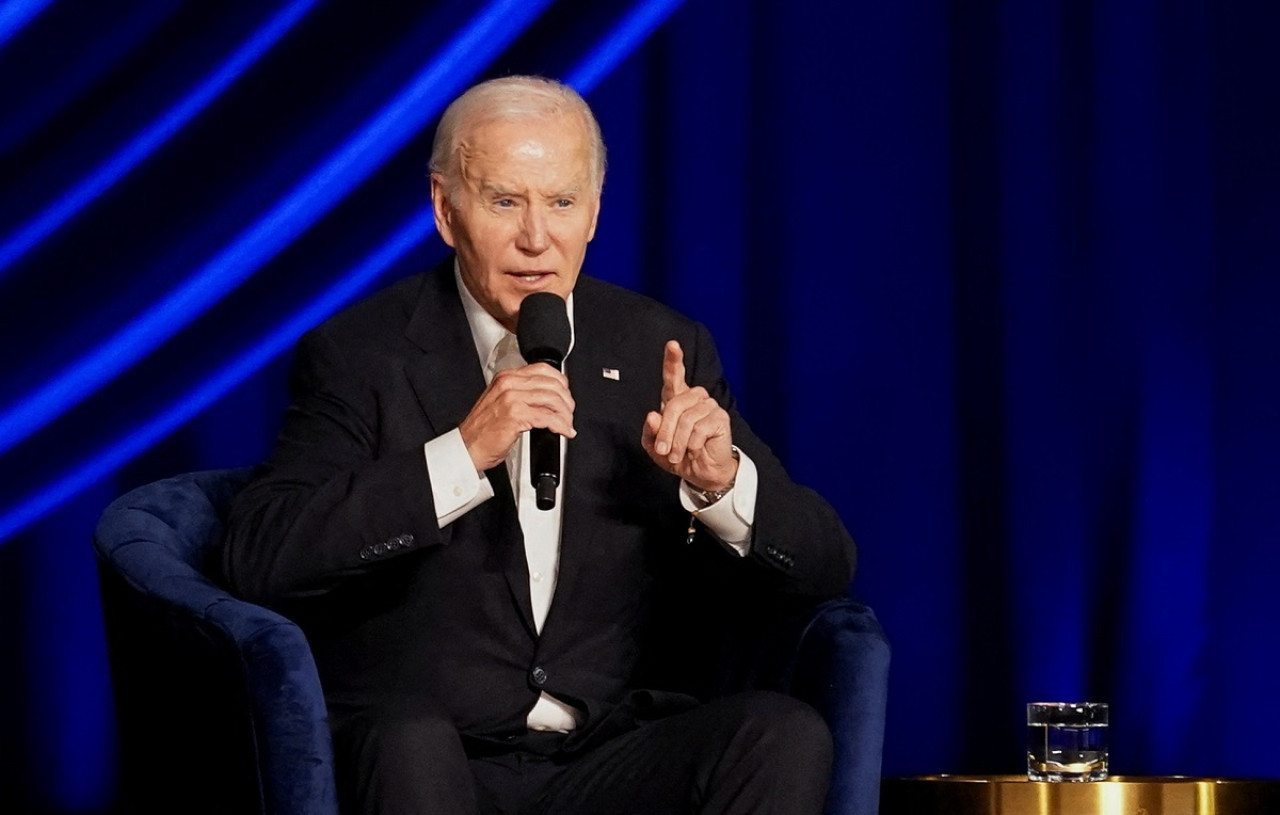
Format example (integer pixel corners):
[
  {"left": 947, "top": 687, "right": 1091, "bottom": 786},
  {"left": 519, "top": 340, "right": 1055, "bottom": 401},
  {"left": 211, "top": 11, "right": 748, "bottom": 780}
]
[{"left": 516, "top": 292, "right": 572, "bottom": 510}]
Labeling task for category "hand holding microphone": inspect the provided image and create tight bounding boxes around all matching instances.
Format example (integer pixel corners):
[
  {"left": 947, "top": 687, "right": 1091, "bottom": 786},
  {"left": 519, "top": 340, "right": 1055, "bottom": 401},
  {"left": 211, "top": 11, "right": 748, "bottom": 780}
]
[{"left": 458, "top": 292, "right": 573, "bottom": 509}]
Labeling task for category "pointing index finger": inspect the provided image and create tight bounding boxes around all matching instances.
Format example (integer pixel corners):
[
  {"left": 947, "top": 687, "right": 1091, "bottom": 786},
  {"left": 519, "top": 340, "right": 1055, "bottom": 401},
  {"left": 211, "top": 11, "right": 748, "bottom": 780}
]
[{"left": 661, "top": 340, "right": 688, "bottom": 405}]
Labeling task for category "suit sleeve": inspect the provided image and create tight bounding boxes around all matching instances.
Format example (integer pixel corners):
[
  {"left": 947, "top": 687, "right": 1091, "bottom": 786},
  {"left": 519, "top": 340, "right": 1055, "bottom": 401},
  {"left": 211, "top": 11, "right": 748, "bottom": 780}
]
[
  {"left": 685, "top": 321, "right": 857, "bottom": 600},
  {"left": 222, "top": 327, "right": 448, "bottom": 603}
]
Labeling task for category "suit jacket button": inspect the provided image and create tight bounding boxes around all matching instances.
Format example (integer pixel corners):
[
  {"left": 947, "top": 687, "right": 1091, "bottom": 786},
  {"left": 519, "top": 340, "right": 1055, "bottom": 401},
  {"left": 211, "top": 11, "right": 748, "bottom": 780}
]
[
  {"left": 531, "top": 667, "right": 548, "bottom": 686},
  {"left": 359, "top": 546, "right": 373, "bottom": 561}
]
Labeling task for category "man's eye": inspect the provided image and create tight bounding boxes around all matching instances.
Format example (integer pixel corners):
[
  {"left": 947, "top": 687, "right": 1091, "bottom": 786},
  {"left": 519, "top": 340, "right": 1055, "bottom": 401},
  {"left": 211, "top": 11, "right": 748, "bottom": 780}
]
[
  {"left": 495, "top": 198, "right": 516, "bottom": 208},
  {"left": 554, "top": 199, "right": 573, "bottom": 208}
]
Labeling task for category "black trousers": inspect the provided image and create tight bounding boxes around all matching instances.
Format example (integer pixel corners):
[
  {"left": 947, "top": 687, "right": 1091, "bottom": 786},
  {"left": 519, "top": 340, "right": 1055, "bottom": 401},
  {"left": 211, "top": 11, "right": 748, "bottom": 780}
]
[{"left": 332, "top": 691, "right": 834, "bottom": 815}]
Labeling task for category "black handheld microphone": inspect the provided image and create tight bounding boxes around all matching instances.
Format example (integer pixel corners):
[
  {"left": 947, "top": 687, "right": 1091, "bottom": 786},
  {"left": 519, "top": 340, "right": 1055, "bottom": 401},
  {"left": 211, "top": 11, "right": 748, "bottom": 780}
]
[{"left": 516, "top": 292, "right": 571, "bottom": 511}]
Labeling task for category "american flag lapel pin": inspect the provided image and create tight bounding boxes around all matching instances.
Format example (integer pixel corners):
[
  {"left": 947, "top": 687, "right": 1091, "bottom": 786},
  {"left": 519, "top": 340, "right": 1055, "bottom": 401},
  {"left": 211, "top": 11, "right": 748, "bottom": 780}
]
[{"left": 602, "top": 367, "right": 620, "bottom": 381}]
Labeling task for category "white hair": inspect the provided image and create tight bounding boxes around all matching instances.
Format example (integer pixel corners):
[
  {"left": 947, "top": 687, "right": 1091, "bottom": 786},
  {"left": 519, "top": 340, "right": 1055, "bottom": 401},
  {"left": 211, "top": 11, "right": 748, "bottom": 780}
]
[{"left": 428, "top": 75, "right": 607, "bottom": 196}]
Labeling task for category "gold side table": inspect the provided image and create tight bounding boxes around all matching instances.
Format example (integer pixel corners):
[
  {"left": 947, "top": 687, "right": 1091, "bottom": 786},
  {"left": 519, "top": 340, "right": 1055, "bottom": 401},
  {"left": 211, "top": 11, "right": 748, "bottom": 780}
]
[{"left": 880, "top": 774, "right": 1280, "bottom": 815}]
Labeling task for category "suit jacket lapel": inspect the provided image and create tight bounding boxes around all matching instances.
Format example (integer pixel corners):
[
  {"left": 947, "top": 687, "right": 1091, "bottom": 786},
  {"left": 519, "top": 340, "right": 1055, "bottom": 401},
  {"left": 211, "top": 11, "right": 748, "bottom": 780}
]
[
  {"left": 403, "top": 267, "right": 487, "bottom": 436},
  {"left": 402, "top": 264, "right": 538, "bottom": 637}
]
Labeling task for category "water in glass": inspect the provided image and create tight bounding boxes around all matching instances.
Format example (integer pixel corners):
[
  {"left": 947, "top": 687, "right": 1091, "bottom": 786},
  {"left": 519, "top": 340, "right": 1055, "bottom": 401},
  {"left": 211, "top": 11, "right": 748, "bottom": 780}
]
[{"left": 1026, "top": 702, "right": 1109, "bottom": 782}]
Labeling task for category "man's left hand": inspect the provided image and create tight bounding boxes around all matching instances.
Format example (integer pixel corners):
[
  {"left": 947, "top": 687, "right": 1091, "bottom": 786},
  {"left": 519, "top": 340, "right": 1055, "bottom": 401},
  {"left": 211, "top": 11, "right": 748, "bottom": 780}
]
[{"left": 641, "top": 340, "right": 739, "bottom": 492}]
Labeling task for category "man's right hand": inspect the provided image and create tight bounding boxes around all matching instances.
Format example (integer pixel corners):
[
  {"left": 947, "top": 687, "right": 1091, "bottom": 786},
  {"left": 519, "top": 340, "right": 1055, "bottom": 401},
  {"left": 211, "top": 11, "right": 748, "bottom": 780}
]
[{"left": 458, "top": 364, "right": 576, "bottom": 473}]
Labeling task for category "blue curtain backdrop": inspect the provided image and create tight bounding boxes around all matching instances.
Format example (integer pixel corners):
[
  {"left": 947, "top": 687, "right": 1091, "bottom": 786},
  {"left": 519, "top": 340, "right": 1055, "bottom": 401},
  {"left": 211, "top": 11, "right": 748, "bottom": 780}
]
[{"left": 2, "top": 0, "right": 1278, "bottom": 810}]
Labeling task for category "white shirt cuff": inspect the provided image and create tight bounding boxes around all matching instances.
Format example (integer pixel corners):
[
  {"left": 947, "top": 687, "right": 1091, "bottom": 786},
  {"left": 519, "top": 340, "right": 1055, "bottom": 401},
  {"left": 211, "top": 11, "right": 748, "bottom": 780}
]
[
  {"left": 424, "top": 428, "right": 493, "bottom": 527},
  {"left": 679, "top": 447, "right": 758, "bottom": 555}
]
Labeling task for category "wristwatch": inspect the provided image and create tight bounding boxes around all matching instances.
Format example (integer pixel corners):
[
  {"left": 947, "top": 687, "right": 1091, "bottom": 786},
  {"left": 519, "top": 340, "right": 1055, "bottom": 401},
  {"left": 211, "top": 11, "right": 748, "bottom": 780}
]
[
  {"left": 691, "top": 482, "right": 733, "bottom": 505},
  {"left": 689, "top": 448, "right": 739, "bottom": 505}
]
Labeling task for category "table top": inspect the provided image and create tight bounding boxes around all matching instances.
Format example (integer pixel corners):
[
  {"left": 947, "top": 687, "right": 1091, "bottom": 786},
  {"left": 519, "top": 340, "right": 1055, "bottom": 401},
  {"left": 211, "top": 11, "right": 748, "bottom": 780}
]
[{"left": 880, "top": 775, "right": 1280, "bottom": 815}]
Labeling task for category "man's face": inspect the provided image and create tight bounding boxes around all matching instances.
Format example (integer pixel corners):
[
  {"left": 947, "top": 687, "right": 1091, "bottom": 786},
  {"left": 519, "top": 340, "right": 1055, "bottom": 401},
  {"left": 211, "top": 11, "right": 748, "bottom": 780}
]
[{"left": 431, "top": 112, "right": 600, "bottom": 332}]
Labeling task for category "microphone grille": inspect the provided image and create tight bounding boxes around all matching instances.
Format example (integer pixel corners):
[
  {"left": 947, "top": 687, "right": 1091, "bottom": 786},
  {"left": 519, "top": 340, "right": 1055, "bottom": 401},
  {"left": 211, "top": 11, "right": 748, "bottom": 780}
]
[{"left": 517, "top": 292, "right": 571, "bottom": 365}]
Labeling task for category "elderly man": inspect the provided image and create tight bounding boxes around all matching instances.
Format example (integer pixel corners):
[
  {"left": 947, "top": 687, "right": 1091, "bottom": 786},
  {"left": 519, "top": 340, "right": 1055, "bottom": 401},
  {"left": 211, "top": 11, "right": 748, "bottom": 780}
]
[{"left": 224, "top": 76, "right": 856, "bottom": 814}]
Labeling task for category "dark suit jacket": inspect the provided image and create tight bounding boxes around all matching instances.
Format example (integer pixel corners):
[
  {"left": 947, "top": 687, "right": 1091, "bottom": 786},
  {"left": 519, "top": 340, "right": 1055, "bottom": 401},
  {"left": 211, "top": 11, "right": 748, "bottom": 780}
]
[{"left": 223, "top": 261, "right": 856, "bottom": 746}]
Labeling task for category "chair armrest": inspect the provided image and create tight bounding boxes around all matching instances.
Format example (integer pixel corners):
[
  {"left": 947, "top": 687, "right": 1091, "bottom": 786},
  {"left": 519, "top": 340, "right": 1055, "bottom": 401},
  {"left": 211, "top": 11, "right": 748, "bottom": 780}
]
[
  {"left": 95, "top": 471, "right": 338, "bottom": 815},
  {"left": 790, "top": 599, "right": 891, "bottom": 815},
  {"left": 718, "top": 597, "right": 890, "bottom": 815}
]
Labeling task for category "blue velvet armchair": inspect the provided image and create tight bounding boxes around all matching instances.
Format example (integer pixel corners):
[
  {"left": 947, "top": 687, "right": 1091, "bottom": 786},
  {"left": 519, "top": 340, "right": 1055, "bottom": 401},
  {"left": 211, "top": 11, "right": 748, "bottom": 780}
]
[{"left": 94, "top": 469, "right": 889, "bottom": 815}]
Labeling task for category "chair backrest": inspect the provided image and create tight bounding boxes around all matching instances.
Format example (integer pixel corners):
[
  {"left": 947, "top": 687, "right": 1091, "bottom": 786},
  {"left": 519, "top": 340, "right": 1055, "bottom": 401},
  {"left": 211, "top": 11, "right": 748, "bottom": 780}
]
[{"left": 94, "top": 469, "right": 338, "bottom": 815}]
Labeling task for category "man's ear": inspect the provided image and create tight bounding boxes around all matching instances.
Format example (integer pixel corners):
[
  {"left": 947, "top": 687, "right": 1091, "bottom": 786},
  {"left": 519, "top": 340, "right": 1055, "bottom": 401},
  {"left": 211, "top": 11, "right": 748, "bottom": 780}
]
[
  {"left": 586, "top": 195, "right": 601, "bottom": 242},
  {"left": 429, "top": 174, "right": 456, "bottom": 248}
]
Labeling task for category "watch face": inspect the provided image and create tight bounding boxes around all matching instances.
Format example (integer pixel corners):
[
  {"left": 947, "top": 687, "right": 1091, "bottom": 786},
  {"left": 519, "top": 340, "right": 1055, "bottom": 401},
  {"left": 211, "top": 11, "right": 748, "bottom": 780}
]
[{"left": 697, "top": 484, "right": 731, "bottom": 505}]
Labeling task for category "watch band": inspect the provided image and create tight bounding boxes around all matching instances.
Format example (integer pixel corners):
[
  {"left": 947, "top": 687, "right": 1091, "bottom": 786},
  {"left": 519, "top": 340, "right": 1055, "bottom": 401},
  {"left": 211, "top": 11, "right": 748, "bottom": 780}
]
[
  {"left": 691, "top": 482, "right": 733, "bottom": 505},
  {"left": 690, "top": 447, "right": 740, "bottom": 506}
]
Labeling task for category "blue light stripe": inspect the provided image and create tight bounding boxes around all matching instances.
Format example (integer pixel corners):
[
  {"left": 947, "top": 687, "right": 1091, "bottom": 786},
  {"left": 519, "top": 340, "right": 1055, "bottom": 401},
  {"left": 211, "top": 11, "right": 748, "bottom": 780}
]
[
  {"left": 0, "top": 0, "right": 688, "bottom": 543},
  {"left": 0, "top": 0, "right": 320, "bottom": 276},
  {"left": 565, "top": 0, "right": 686, "bottom": 91},
  {"left": 0, "top": 0, "right": 553, "bottom": 457},
  {"left": 0, "top": 210, "right": 437, "bottom": 543},
  {"left": 0, "top": 0, "right": 54, "bottom": 49}
]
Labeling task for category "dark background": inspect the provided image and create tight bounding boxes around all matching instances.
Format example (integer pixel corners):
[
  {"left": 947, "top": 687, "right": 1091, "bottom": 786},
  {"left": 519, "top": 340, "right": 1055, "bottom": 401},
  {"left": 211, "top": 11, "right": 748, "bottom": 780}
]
[{"left": 2, "top": 0, "right": 1278, "bottom": 811}]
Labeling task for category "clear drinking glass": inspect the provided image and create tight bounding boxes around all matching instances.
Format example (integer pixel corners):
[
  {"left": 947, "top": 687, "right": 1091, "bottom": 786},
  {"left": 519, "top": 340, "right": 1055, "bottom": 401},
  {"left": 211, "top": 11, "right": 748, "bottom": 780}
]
[{"left": 1026, "top": 702, "right": 1109, "bottom": 781}]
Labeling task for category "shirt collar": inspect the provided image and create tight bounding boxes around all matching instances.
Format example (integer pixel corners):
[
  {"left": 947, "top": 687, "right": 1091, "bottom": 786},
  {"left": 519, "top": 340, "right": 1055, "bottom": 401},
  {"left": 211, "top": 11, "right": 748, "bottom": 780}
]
[{"left": 454, "top": 261, "right": 575, "bottom": 369}]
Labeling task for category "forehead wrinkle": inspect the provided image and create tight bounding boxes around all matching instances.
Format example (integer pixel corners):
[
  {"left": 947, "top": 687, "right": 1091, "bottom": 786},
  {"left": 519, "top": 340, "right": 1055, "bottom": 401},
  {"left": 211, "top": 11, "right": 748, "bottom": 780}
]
[
  {"left": 479, "top": 180, "right": 522, "bottom": 198},
  {"left": 454, "top": 118, "right": 598, "bottom": 199},
  {"left": 455, "top": 138, "right": 480, "bottom": 189}
]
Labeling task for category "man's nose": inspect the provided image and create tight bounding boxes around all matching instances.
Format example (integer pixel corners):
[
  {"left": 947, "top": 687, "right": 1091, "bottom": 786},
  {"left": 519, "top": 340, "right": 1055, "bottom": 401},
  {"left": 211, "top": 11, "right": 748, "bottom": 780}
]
[{"left": 517, "top": 207, "right": 550, "bottom": 254}]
